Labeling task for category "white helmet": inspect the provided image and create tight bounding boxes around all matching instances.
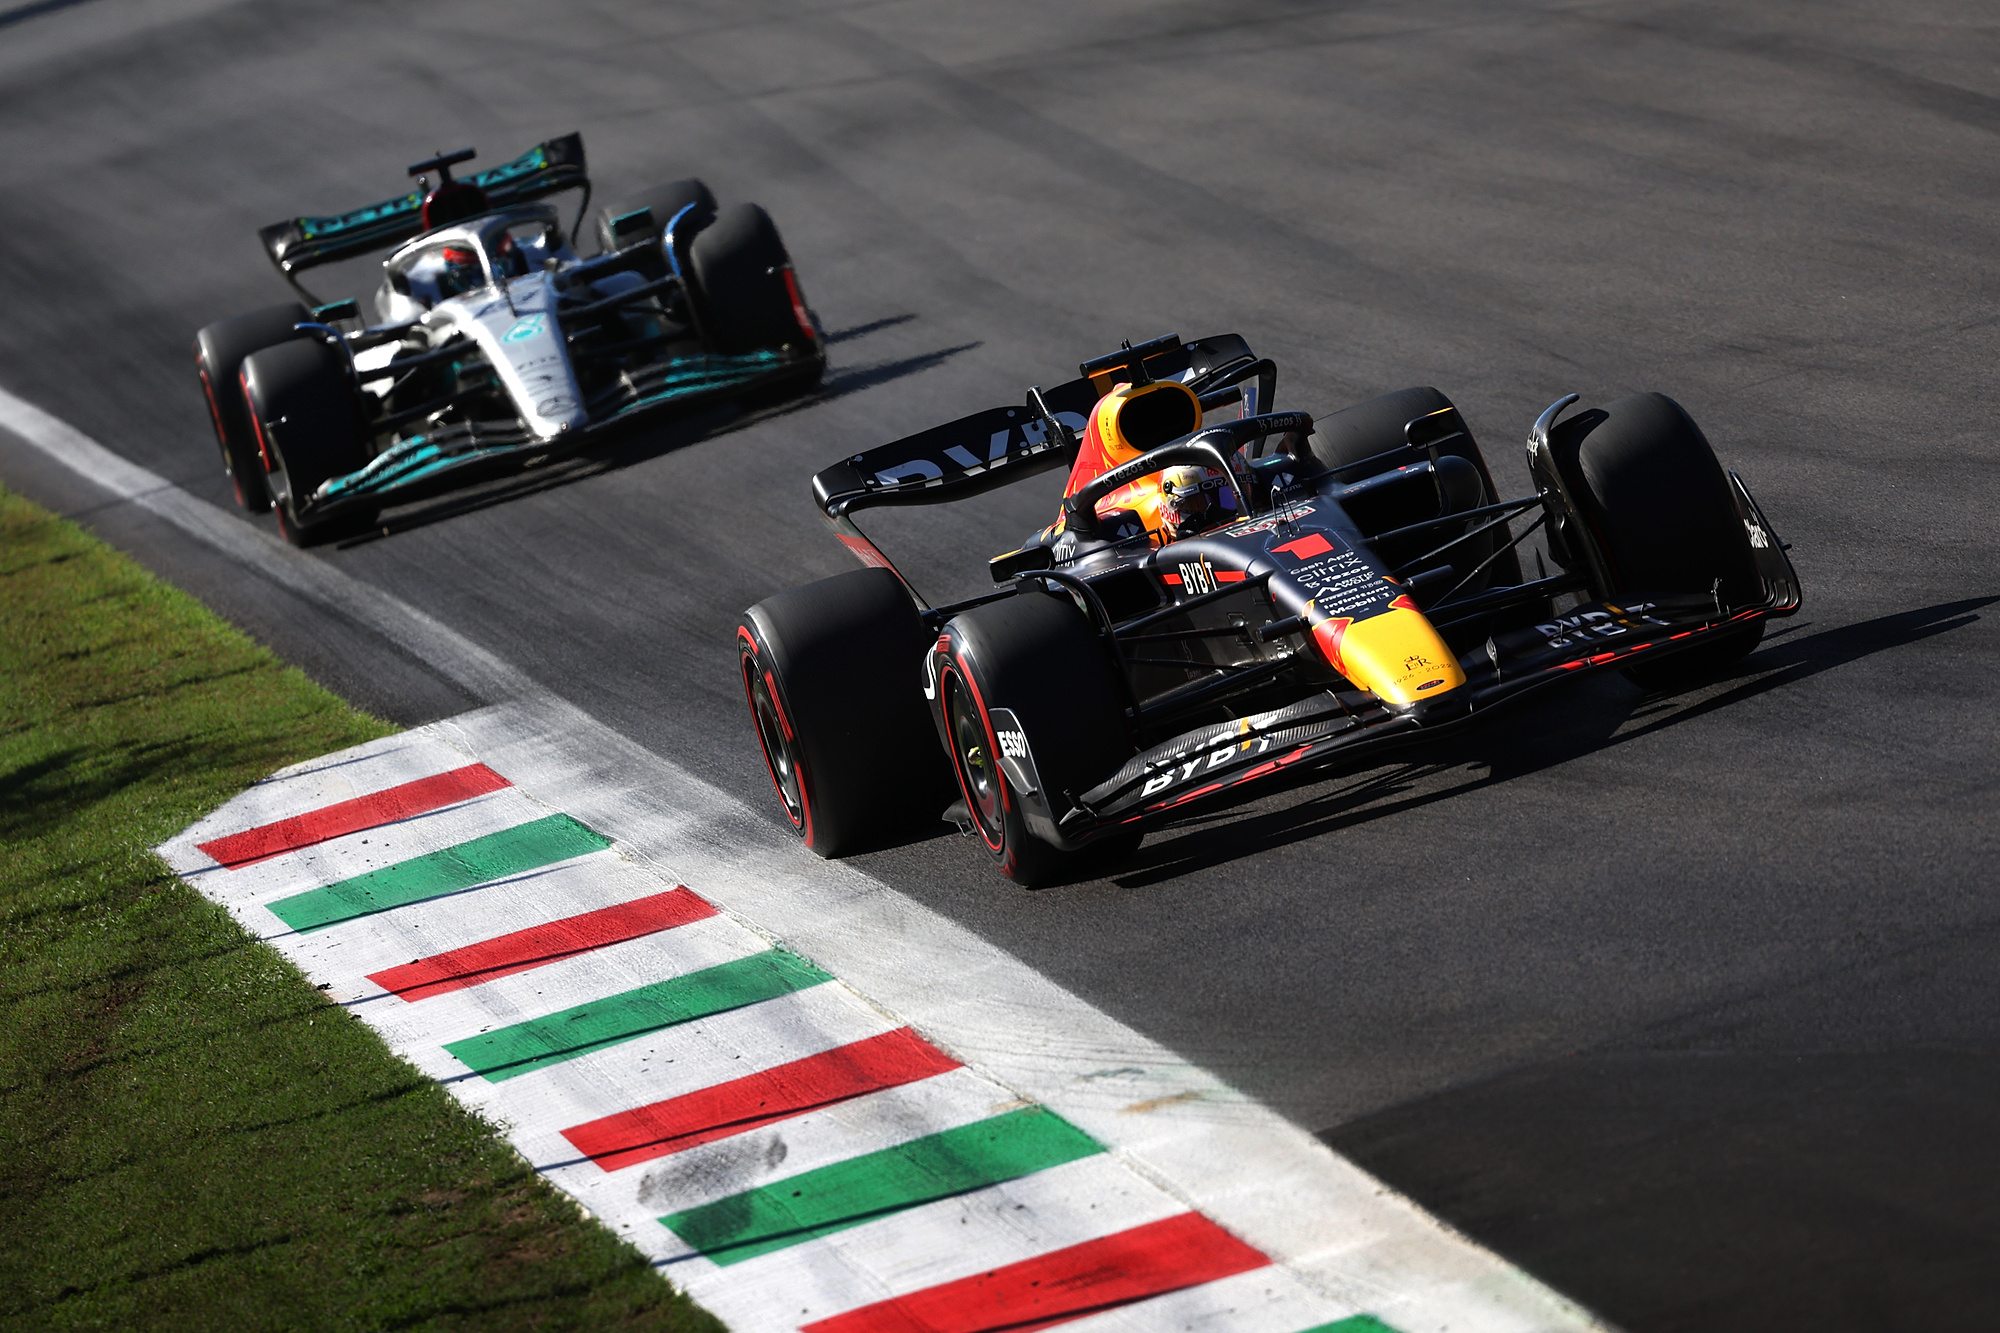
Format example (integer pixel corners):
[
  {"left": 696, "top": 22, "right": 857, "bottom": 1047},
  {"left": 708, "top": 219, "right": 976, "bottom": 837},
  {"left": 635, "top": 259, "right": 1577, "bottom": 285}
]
[{"left": 1159, "top": 463, "right": 1236, "bottom": 539}]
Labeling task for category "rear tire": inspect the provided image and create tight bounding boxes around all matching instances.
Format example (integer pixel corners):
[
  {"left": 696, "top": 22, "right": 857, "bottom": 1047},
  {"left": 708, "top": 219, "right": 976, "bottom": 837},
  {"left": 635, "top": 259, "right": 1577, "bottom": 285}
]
[
  {"left": 1315, "top": 386, "right": 1456, "bottom": 479},
  {"left": 688, "top": 203, "right": 817, "bottom": 356},
  {"left": 239, "top": 339, "right": 375, "bottom": 548},
  {"left": 1313, "top": 386, "right": 1522, "bottom": 605},
  {"left": 738, "top": 567, "right": 950, "bottom": 856},
  {"left": 1553, "top": 392, "right": 1765, "bottom": 685},
  {"left": 938, "top": 588, "right": 1138, "bottom": 888},
  {"left": 595, "top": 179, "right": 717, "bottom": 262},
  {"left": 194, "top": 302, "right": 308, "bottom": 512}
]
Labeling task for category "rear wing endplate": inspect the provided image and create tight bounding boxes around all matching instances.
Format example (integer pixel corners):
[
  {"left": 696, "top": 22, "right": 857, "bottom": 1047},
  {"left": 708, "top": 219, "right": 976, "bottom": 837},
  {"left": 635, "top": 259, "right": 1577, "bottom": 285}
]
[{"left": 257, "top": 132, "right": 589, "bottom": 275}]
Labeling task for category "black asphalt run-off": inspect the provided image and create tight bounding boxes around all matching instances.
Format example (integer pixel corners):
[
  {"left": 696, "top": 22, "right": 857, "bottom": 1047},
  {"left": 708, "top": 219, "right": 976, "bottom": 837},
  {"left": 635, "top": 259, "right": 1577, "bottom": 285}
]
[{"left": 3, "top": 3, "right": 1995, "bottom": 1328}]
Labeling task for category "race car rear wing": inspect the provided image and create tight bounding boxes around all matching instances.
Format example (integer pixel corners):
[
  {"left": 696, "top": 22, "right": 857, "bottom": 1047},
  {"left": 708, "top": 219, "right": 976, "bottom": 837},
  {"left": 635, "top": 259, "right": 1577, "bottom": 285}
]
[
  {"left": 810, "top": 332, "right": 1280, "bottom": 596},
  {"left": 811, "top": 333, "right": 1271, "bottom": 520},
  {"left": 256, "top": 132, "right": 589, "bottom": 276},
  {"left": 811, "top": 377, "right": 1098, "bottom": 521}
]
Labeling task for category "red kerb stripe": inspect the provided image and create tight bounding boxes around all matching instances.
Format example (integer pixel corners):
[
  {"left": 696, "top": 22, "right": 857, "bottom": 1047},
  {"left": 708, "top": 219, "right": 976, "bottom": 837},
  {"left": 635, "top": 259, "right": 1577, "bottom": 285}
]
[
  {"left": 366, "top": 888, "right": 716, "bottom": 1002},
  {"left": 198, "top": 764, "right": 512, "bottom": 867},
  {"left": 801, "top": 1211, "right": 1269, "bottom": 1333},
  {"left": 561, "top": 1027, "right": 959, "bottom": 1173}
]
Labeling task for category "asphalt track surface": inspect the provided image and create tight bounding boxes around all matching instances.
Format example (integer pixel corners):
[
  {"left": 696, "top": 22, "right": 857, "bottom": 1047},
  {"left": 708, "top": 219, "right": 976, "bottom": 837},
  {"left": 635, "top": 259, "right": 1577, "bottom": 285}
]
[{"left": 2, "top": 2, "right": 1995, "bottom": 1328}]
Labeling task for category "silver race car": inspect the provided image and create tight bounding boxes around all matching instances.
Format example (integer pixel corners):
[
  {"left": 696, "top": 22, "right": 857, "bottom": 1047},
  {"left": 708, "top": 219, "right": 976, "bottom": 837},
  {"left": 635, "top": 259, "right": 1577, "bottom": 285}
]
[{"left": 195, "top": 133, "right": 824, "bottom": 544}]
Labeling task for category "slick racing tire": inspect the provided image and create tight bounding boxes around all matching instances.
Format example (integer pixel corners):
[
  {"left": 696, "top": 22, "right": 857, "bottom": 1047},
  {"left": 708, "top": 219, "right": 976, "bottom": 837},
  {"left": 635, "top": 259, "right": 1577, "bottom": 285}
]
[
  {"left": 688, "top": 203, "right": 816, "bottom": 356},
  {"left": 937, "top": 587, "right": 1139, "bottom": 889},
  {"left": 194, "top": 302, "right": 308, "bottom": 513},
  {"left": 738, "top": 567, "right": 951, "bottom": 857},
  {"left": 240, "top": 338, "right": 376, "bottom": 548},
  {"left": 1555, "top": 392, "right": 1765, "bottom": 686},
  {"left": 595, "top": 179, "right": 717, "bottom": 265},
  {"left": 1312, "top": 385, "right": 1520, "bottom": 601},
  {"left": 1315, "top": 385, "right": 1457, "bottom": 480}
]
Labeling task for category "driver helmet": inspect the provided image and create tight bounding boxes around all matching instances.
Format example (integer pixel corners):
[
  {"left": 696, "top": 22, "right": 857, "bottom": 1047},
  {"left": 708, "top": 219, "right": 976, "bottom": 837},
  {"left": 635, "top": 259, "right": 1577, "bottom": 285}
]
[
  {"left": 1159, "top": 464, "right": 1237, "bottom": 540},
  {"left": 492, "top": 231, "right": 531, "bottom": 278},
  {"left": 434, "top": 244, "right": 483, "bottom": 297}
]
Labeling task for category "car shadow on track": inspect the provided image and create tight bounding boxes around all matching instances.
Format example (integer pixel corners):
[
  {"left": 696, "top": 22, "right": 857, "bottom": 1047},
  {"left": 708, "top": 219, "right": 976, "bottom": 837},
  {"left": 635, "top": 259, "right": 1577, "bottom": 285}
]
[
  {"left": 330, "top": 334, "right": 978, "bottom": 547},
  {"left": 1094, "top": 596, "right": 1995, "bottom": 891},
  {"left": 821, "top": 314, "right": 917, "bottom": 344}
]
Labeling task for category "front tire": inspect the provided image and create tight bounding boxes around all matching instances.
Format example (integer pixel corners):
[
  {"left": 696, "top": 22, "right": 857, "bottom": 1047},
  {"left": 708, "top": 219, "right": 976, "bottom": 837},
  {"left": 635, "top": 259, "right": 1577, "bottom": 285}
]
[
  {"left": 194, "top": 303, "right": 308, "bottom": 512},
  {"left": 687, "top": 203, "right": 817, "bottom": 357},
  {"left": 937, "top": 588, "right": 1138, "bottom": 887},
  {"left": 738, "top": 568, "right": 950, "bottom": 856},
  {"left": 239, "top": 339, "right": 375, "bottom": 548},
  {"left": 1554, "top": 392, "right": 1765, "bottom": 685}
]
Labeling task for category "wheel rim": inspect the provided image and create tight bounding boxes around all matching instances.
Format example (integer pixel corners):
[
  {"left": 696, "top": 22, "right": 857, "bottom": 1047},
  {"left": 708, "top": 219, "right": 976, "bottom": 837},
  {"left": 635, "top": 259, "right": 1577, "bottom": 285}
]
[
  {"left": 743, "top": 649, "right": 805, "bottom": 829},
  {"left": 944, "top": 673, "right": 1004, "bottom": 848}
]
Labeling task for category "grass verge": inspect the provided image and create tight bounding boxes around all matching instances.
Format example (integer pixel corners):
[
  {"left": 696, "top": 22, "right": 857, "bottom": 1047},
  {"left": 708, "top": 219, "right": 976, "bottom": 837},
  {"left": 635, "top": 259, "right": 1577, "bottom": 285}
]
[{"left": 0, "top": 485, "right": 720, "bottom": 1332}]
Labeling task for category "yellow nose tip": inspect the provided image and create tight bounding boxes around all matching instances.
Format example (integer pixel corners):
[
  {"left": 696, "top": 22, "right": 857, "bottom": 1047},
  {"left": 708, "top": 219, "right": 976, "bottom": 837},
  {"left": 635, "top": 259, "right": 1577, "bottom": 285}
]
[{"left": 1312, "top": 605, "right": 1466, "bottom": 705}]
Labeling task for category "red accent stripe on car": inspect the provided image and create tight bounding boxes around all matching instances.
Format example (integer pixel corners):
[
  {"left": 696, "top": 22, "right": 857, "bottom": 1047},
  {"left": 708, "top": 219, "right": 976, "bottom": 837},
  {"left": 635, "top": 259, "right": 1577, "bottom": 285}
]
[
  {"left": 1216, "top": 570, "right": 1247, "bottom": 583},
  {"left": 800, "top": 1211, "right": 1269, "bottom": 1333},
  {"left": 1273, "top": 532, "right": 1334, "bottom": 561},
  {"left": 561, "top": 1027, "right": 960, "bottom": 1173},
  {"left": 836, "top": 530, "right": 900, "bottom": 572},
  {"left": 366, "top": 888, "right": 717, "bottom": 1002},
  {"left": 1161, "top": 572, "right": 1183, "bottom": 585},
  {"left": 1167, "top": 778, "right": 1229, "bottom": 809},
  {"left": 197, "top": 763, "right": 512, "bottom": 868}
]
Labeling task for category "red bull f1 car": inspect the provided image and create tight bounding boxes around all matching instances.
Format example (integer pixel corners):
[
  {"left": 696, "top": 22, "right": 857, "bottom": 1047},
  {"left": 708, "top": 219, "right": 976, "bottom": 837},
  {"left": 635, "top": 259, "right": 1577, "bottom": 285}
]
[
  {"left": 195, "top": 133, "right": 824, "bottom": 544},
  {"left": 739, "top": 332, "right": 1801, "bottom": 885}
]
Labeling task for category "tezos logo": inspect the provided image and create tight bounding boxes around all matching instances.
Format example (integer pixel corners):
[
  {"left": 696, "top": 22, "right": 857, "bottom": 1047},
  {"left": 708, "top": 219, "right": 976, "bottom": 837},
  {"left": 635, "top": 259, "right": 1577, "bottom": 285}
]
[
  {"left": 997, "top": 729, "right": 1029, "bottom": 760},
  {"left": 503, "top": 313, "right": 547, "bottom": 343}
]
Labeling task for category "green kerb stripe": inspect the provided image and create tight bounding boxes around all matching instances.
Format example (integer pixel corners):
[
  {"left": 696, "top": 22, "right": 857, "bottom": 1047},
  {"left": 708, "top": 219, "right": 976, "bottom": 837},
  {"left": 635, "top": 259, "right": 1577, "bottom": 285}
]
[
  {"left": 445, "top": 950, "right": 833, "bottom": 1082},
  {"left": 266, "top": 814, "right": 611, "bottom": 933},
  {"left": 1296, "top": 1318, "right": 1402, "bottom": 1333},
  {"left": 659, "top": 1105, "right": 1103, "bottom": 1266}
]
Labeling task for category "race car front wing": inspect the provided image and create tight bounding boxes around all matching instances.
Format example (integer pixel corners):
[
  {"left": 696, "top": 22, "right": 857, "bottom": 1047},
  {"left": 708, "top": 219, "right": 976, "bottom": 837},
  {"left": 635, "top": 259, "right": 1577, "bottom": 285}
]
[
  {"left": 1004, "top": 593, "right": 1785, "bottom": 850},
  {"left": 303, "top": 346, "right": 814, "bottom": 514}
]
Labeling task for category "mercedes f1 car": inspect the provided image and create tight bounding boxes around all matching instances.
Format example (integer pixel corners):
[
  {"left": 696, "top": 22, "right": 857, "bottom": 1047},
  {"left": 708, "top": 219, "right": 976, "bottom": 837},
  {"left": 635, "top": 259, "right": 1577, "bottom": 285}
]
[
  {"left": 195, "top": 133, "right": 824, "bottom": 544},
  {"left": 739, "top": 331, "right": 1802, "bottom": 885}
]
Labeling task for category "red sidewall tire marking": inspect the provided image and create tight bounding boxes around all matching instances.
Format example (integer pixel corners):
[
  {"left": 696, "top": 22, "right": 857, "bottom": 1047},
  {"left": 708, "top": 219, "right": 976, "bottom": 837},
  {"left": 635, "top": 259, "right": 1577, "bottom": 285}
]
[
  {"left": 781, "top": 266, "right": 816, "bottom": 342},
  {"left": 737, "top": 626, "right": 813, "bottom": 845},
  {"left": 239, "top": 368, "right": 276, "bottom": 473},
  {"left": 941, "top": 657, "right": 1011, "bottom": 859},
  {"left": 197, "top": 360, "right": 232, "bottom": 469}
]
